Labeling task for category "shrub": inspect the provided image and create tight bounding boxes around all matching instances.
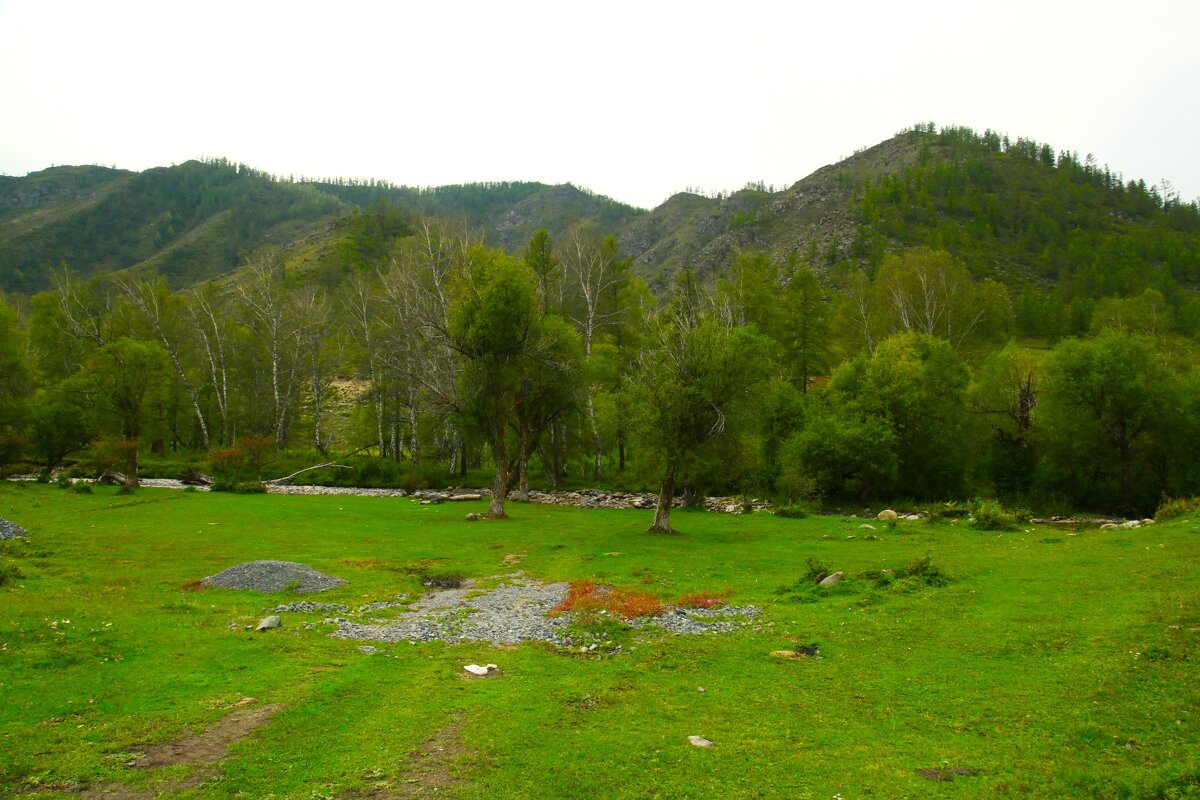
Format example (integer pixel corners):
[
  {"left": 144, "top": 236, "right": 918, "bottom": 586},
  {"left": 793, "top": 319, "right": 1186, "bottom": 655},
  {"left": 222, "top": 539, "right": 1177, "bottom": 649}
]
[
  {"left": 71, "top": 482, "right": 93, "bottom": 494},
  {"left": 208, "top": 435, "right": 275, "bottom": 488},
  {"left": 0, "top": 560, "right": 24, "bottom": 587},
  {"left": 969, "top": 498, "right": 1029, "bottom": 530},
  {"left": 554, "top": 580, "right": 664, "bottom": 620},
  {"left": 774, "top": 505, "right": 809, "bottom": 519},
  {"left": 678, "top": 591, "right": 728, "bottom": 609},
  {"left": 1156, "top": 496, "right": 1200, "bottom": 523}
]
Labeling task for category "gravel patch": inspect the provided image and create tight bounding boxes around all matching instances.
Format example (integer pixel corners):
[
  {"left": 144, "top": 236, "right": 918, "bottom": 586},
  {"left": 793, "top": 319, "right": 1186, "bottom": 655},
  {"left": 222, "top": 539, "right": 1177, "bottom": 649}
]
[
  {"left": 202, "top": 560, "right": 348, "bottom": 594},
  {"left": 332, "top": 577, "right": 573, "bottom": 645},
  {"left": 630, "top": 605, "right": 761, "bottom": 635},
  {"left": 0, "top": 517, "right": 26, "bottom": 539},
  {"left": 270, "top": 601, "right": 349, "bottom": 614},
  {"left": 331, "top": 576, "right": 763, "bottom": 647}
]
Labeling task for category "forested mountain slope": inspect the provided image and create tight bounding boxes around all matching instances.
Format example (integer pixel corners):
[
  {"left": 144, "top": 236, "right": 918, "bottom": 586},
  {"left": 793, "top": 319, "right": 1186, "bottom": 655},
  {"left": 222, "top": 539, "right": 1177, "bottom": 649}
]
[{"left": 3, "top": 124, "right": 1198, "bottom": 305}]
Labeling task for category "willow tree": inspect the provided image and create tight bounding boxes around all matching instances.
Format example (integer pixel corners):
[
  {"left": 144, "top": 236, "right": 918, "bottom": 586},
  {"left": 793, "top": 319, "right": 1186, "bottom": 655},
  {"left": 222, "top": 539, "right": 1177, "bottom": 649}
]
[
  {"left": 449, "top": 247, "right": 540, "bottom": 519},
  {"left": 632, "top": 306, "right": 769, "bottom": 533}
]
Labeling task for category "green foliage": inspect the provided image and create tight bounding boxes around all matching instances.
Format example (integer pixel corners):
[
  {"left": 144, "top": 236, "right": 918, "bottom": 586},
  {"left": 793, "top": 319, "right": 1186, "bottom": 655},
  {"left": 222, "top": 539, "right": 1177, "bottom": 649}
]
[
  {"left": 208, "top": 434, "right": 275, "bottom": 489},
  {"left": 1156, "top": 496, "right": 1200, "bottom": 523},
  {"left": 969, "top": 498, "right": 1026, "bottom": 530},
  {"left": 1039, "top": 332, "right": 1176, "bottom": 513}
]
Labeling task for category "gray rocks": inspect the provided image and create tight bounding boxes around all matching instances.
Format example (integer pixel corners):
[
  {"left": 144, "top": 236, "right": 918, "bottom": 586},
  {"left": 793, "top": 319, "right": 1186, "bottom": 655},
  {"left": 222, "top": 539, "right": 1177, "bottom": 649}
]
[
  {"left": 688, "top": 736, "right": 713, "bottom": 748},
  {"left": 0, "top": 517, "right": 26, "bottom": 539},
  {"left": 629, "top": 605, "right": 761, "bottom": 636},
  {"left": 255, "top": 615, "right": 281, "bottom": 631},
  {"left": 818, "top": 571, "right": 844, "bottom": 587},
  {"left": 201, "top": 560, "right": 348, "bottom": 594},
  {"left": 333, "top": 577, "right": 573, "bottom": 646},
  {"left": 270, "top": 601, "right": 349, "bottom": 614},
  {"left": 358, "top": 646, "right": 377, "bottom": 655}
]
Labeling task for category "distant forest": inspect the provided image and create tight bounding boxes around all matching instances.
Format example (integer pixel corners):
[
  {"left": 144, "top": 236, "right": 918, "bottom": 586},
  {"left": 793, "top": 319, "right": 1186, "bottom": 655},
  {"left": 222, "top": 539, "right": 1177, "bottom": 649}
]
[{"left": 2, "top": 125, "right": 1199, "bottom": 521}]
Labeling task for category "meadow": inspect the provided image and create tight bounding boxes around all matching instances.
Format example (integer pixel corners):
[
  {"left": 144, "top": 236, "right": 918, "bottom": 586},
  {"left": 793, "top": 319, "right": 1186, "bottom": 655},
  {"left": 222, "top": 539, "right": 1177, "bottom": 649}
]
[{"left": 0, "top": 482, "right": 1197, "bottom": 799}]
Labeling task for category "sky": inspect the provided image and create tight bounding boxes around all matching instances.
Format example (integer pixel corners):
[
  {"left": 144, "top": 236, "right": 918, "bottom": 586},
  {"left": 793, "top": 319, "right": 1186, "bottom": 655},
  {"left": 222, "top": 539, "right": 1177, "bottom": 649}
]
[{"left": 2, "top": 0, "right": 1198, "bottom": 210}]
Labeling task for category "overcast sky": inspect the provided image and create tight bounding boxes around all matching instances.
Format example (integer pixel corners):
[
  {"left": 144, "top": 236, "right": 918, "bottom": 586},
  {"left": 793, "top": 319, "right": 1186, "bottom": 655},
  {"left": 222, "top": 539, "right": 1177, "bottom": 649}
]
[{"left": 2, "top": 0, "right": 1197, "bottom": 209}]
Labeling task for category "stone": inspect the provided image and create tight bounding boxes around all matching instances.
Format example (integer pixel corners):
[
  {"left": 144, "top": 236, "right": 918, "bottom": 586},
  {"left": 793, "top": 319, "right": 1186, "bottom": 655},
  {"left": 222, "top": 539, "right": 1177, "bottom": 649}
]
[
  {"left": 234, "top": 697, "right": 257, "bottom": 707},
  {"left": 818, "top": 571, "right": 844, "bottom": 587},
  {"left": 1100, "top": 523, "right": 1119, "bottom": 530},
  {"left": 255, "top": 615, "right": 281, "bottom": 631},
  {"left": 903, "top": 514, "right": 921, "bottom": 521},
  {"left": 877, "top": 509, "right": 899, "bottom": 522},
  {"left": 463, "top": 663, "right": 499, "bottom": 676},
  {"left": 688, "top": 735, "right": 713, "bottom": 748},
  {"left": 858, "top": 523, "right": 876, "bottom": 530},
  {"left": 358, "top": 646, "right": 377, "bottom": 655},
  {"left": 465, "top": 513, "right": 480, "bottom": 521},
  {"left": 1141, "top": 518, "right": 1155, "bottom": 526},
  {"left": 1119, "top": 520, "right": 1141, "bottom": 529}
]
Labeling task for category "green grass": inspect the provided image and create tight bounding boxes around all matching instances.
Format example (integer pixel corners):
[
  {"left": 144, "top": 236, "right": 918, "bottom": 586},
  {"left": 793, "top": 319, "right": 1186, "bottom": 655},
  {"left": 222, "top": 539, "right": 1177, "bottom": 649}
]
[{"left": 1, "top": 484, "right": 1198, "bottom": 798}]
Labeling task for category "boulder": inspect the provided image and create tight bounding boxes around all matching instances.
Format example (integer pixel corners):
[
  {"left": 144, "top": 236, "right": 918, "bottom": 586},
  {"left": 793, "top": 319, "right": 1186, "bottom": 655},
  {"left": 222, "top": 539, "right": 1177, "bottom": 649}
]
[
  {"left": 255, "top": 615, "right": 281, "bottom": 631},
  {"left": 818, "top": 571, "right": 844, "bottom": 587},
  {"left": 877, "top": 509, "right": 899, "bottom": 522},
  {"left": 1100, "top": 523, "right": 1119, "bottom": 530}
]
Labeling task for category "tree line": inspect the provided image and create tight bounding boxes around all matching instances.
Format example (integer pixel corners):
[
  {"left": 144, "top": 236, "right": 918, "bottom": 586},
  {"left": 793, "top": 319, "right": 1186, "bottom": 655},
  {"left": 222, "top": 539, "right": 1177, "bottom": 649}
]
[{"left": 1, "top": 215, "right": 1199, "bottom": 525}]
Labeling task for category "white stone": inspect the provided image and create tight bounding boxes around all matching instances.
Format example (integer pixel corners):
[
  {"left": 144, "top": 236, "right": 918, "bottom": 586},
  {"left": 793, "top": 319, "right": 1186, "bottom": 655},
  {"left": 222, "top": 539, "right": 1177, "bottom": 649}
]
[
  {"left": 818, "top": 571, "right": 844, "bottom": 587},
  {"left": 688, "top": 735, "right": 713, "bottom": 748},
  {"left": 859, "top": 524, "right": 876, "bottom": 530},
  {"left": 463, "top": 663, "right": 497, "bottom": 676},
  {"left": 255, "top": 615, "right": 281, "bottom": 631}
]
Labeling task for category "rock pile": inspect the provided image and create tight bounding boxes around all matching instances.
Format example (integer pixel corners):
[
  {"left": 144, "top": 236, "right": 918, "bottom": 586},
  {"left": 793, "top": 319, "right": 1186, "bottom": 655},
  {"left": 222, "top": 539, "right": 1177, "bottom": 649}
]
[
  {"left": 201, "top": 560, "right": 348, "bottom": 594},
  {"left": 0, "top": 517, "right": 26, "bottom": 539}
]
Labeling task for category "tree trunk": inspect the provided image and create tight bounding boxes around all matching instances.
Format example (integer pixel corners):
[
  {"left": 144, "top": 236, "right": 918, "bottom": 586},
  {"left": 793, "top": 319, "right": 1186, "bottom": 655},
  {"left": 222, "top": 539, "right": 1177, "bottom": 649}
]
[
  {"left": 587, "top": 394, "right": 602, "bottom": 481},
  {"left": 649, "top": 469, "right": 676, "bottom": 533},
  {"left": 516, "top": 426, "right": 531, "bottom": 502},
  {"left": 489, "top": 445, "right": 508, "bottom": 519}
]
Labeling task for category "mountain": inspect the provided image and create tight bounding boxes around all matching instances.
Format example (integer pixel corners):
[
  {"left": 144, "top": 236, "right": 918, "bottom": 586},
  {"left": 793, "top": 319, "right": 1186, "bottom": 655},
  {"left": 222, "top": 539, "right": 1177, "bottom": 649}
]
[{"left": 3, "top": 126, "right": 1198, "bottom": 302}]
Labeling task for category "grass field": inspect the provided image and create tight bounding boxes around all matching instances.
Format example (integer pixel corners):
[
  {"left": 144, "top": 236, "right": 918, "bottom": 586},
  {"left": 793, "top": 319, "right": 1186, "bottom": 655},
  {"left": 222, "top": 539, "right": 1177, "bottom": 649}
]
[{"left": 1, "top": 482, "right": 1197, "bottom": 799}]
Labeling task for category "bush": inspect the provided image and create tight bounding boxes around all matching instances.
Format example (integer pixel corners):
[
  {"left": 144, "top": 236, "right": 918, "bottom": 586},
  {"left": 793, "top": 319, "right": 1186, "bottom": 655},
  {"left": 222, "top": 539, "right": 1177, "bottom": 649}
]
[
  {"left": 1156, "top": 496, "right": 1200, "bottom": 522},
  {"left": 71, "top": 482, "right": 93, "bottom": 494},
  {"left": 0, "top": 560, "right": 24, "bottom": 587},
  {"left": 208, "top": 435, "right": 274, "bottom": 487},
  {"left": 211, "top": 480, "right": 266, "bottom": 494},
  {"left": 969, "top": 498, "right": 1029, "bottom": 530},
  {"left": 861, "top": 554, "right": 950, "bottom": 589},
  {"left": 774, "top": 505, "right": 809, "bottom": 519},
  {"left": 554, "top": 580, "right": 664, "bottom": 620},
  {"left": 678, "top": 591, "right": 728, "bottom": 609}
]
